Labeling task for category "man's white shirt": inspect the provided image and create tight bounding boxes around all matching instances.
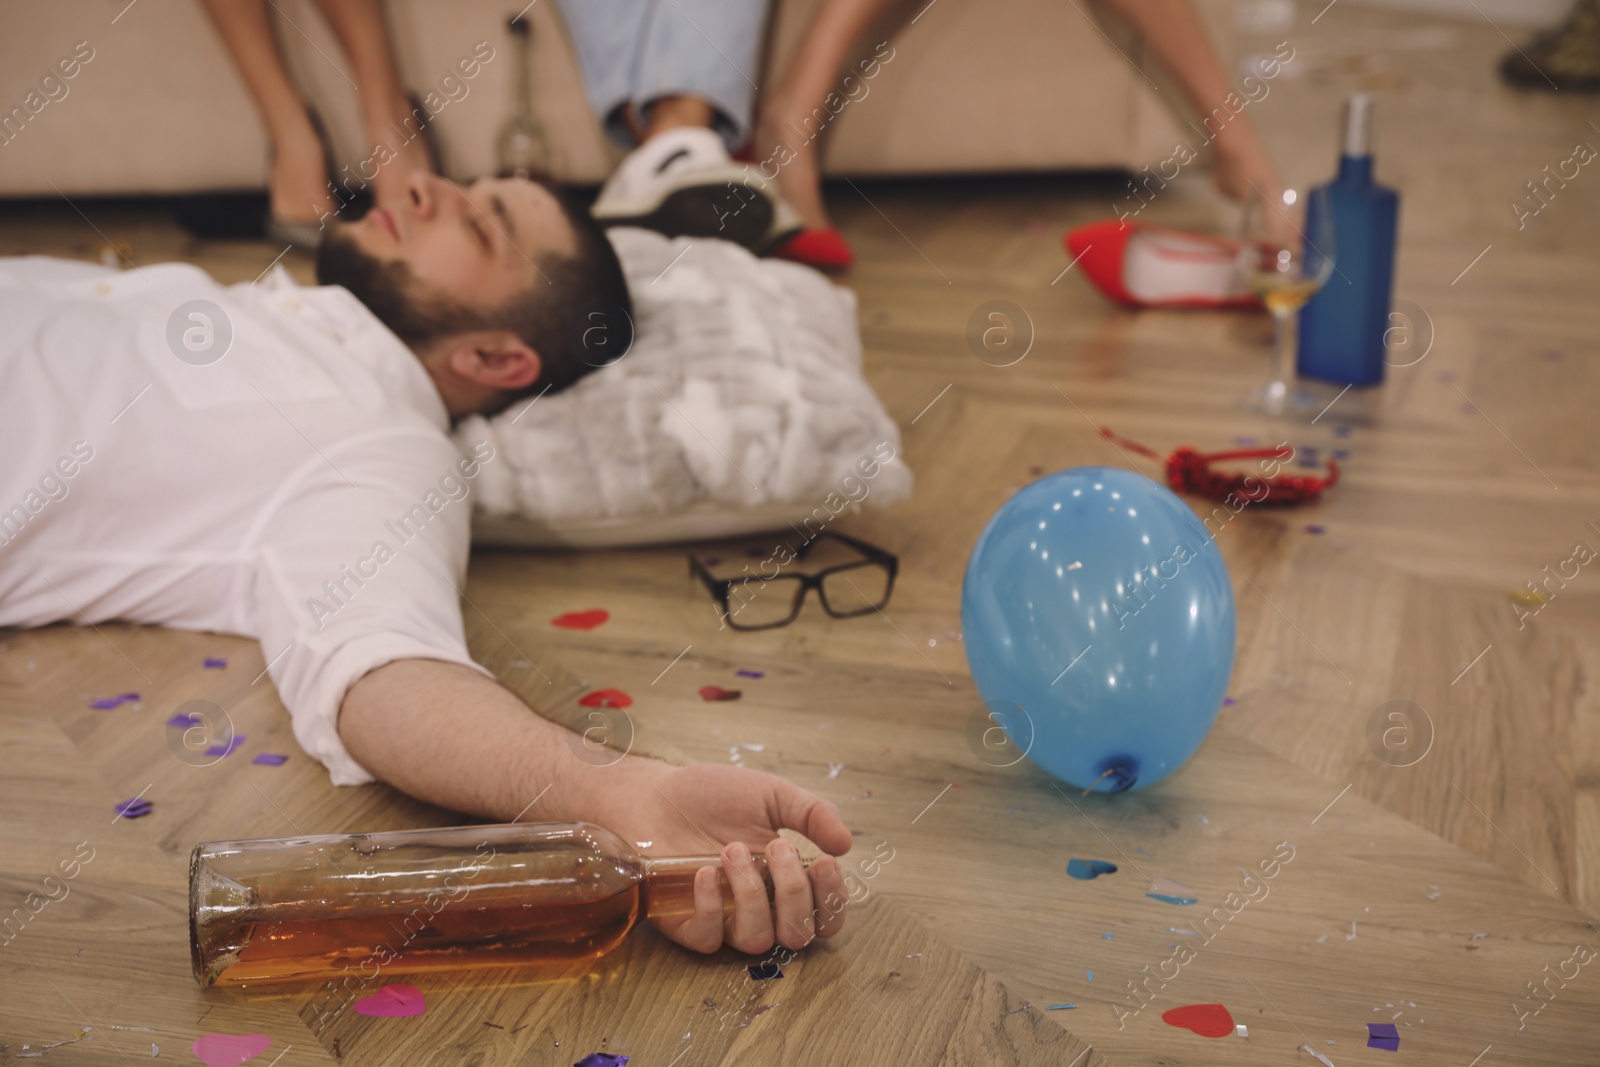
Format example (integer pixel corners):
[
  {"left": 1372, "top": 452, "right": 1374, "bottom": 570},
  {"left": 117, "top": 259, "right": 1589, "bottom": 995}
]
[{"left": 0, "top": 256, "right": 493, "bottom": 785}]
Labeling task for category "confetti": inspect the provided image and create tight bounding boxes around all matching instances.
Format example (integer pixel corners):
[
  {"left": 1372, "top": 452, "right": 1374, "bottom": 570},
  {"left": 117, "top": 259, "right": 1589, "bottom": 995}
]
[
  {"left": 1162, "top": 1003, "right": 1234, "bottom": 1038},
  {"left": 1316, "top": 934, "right": 1330, "bottom": 944},
  {"left": 1299, "top": 1044, "right": 1337, "bottom": 1067},
  {"left": 166, "top": 712, "right": 202, "bottom": 728},
  {"left": 1234, "top": 435, "right": 1259, "bottom": 445},
  {"left": 1195, "top": 813, "right": 1209, "bottom": 824},
  {"left": 1235, "top": 1024, "right": 1249, "bottom": 1038},
  {"left": 191, "top": 1033, "right": 271, "bottom": 1067},
  {"left": 748, "top": 961, "right": 783, "bottom": 980},
  {"left": 699, "top": 686, "right": 742, "bottom": 702},
  {"left": 1305, "top": 524, "right": 1326, "bottom": 535},
  {"left": 578, "top": 688, "right": 633, "bottom": 709},
  {"left": 1333, "top": 424, "right": 1355, "bottom": 436},
  {"left": 1066, "top": 858, "right": 1118, "bottom": 880},
  {"left": 203, "top": 657, "right": 228, "bottom": 669},
  {"left": 1425, "top": 885, "right": 1441, "bottom": 901},
  {"left": 1045, "top": 1003, "right": 1077, "bottom": 1010},
  {"left": 551, "top": 609, "right": 609, "bottom": 631},
  {"left": 252, "top": 753, "right": 289, "bottom": 766},
  {"left": 90, "top": 692, "right": 140, "bottom": 709},
  {"left": 1223, "top": 696, "right": 1237, "bottom": 706},
  {"left": 115, "top": 797, "right": 153, "bottom": 819},
  {"left": 734, "top": 669, "right": 764, "bottom": 679},
  {"left": 1166, "top": 927, "right": 1198, "bottom": 936},
  {"left": 1331, "top": 449, "right": 1350, "bottom": 460},
  {"left": 826, "top": 762, "right": 845, "bottom": 781},
  {"left": 1146, "top": 877, "right": 1198, "bottom": 906},
  {"left": 1508, "top": 589, "right": 1546, "bottom": 606},
  {"left": 205, "top": 734, "right": 246, "bottom": 758},
  {"left": 574, "top": 1056, "right": 630, "bottom": 1067},
  {"left": 1085, "top": 971, "right": 1094, "bottom": 983},
  {"left": 1346, "top": 921, "right": 1357, "bottom": 941},
  {"left": 353, "top": 984, "right": 426, "bottom": 1017},
  {"left": 1367, "top": 1022, "right": 1400, "bottom": 1051},
  {"left": 1102, "top": 932, "right": 1115, "bottom": 939}
]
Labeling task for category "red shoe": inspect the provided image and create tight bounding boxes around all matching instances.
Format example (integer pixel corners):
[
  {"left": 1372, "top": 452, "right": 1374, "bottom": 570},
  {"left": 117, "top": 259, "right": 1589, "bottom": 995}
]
[
  {"left": 1064, "top": 220, "right": 1259, "bottom": 309},
  {"left": 773, "top": 227, "right": 855, "bottom": 270}
]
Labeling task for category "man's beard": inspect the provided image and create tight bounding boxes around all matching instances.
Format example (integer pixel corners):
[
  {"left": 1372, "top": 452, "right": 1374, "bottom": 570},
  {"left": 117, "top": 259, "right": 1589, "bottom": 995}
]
[{"left": 315, "top": 225, "right": 485, "bottom": 349}]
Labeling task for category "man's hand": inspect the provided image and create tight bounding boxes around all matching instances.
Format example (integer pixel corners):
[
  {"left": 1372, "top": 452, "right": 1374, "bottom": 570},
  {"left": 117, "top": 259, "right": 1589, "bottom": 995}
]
[{"left": 586, "top": 760, "right": 854, "bottom": 955}]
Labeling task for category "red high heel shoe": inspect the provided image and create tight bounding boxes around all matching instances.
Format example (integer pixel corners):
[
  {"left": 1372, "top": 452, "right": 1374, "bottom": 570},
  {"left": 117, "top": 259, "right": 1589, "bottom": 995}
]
[
  {"left": 773, "top": 227, "right": 855, "bottom": 270},
  {"left": 1064, "top": 219, "right": 1259, "bottom": 309}
]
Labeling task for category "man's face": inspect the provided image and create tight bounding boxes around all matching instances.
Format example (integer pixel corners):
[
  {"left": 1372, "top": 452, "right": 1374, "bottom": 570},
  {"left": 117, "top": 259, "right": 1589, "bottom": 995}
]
[{"left": 340, "top": 171, "right": 577, "bottom": 310}]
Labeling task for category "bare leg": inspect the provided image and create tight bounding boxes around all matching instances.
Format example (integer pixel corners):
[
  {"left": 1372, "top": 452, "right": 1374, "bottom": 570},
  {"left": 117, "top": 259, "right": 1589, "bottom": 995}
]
[
  {"left": 310, "top": 0, "right": 435, "bottom": 206},
  {"left": 757, "top": 0, "right": 900, "bottom": 230},
  {"left": 1100, "top": 0, "right": 1285, "bottom": 208},
  {"left": 639, "top": 94, "right": 716, "bottom": 140},
  {"left": 199, "top": 0, "right": 335, "bottom": 223}
]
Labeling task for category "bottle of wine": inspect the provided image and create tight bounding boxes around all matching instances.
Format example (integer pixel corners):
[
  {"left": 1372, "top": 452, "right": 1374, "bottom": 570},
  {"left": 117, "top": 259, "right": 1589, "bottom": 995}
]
[
  {"left": 190, "top": 821, "right": 795, "bottom": 987},
  {"left": 1296, "top": 94, "right": 1399, "bottom": 386},
  {"left": 494, "top": 14, "right": 552, "bottom": 179}
]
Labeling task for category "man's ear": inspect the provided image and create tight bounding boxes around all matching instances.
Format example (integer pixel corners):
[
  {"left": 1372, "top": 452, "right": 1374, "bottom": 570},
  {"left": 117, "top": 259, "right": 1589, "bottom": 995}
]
[{"left": 440, "top": 330, "right": 542, "bottom": 392}]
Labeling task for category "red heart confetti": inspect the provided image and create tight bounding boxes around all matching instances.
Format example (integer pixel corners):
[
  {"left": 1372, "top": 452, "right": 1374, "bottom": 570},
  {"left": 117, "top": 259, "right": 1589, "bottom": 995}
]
[
  {"left": 578, "top": 688, "right": 633, "bottom": 709},
  {"left": 552, "top": 609, "right": 609, "bottom": 631},
  {"left": 1161, "top": 1003, "right": 1235, "bottom": 1038},
  {"left": 698, "top": 686, "right": 742, "bottom": 702}
]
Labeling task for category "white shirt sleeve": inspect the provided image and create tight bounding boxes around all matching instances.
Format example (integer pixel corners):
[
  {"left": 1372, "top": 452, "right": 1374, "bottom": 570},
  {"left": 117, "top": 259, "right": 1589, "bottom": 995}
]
[{"left": 249, "top": 429, "right": 496, "bottom": 785}]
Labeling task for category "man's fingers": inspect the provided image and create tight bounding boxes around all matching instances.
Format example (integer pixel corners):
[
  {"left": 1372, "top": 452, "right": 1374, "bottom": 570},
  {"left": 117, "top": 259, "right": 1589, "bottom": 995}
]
[
  {"left": 670, "top": 865, "right": 726, "bottom": 953},
  {"left": 770, "top": 777, "right": 853, "bottom": 857},
  {"left": 808, "top": 855, "right": 850, "bottom": 939},
  {"left": 723, "top": 841, "right": 775, "bottom": 953},
  {"left": 767, "top": 839, "right": 815, "bottom": 951}
]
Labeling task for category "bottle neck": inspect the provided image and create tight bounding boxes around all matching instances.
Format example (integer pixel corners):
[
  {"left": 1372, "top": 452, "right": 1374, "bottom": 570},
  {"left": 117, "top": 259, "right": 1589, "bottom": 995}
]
[
  {"left": 1336, "top": 153, "right": 1373, "bottom": 183},
  {"left": 511, "top": 28, "right": 533, "bottom": 115}
]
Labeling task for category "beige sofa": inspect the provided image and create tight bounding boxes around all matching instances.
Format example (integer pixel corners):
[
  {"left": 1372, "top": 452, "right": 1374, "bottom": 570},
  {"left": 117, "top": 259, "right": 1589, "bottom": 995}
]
[{"left": 0, "top": 0, "right": 1229, "bottom": 197}]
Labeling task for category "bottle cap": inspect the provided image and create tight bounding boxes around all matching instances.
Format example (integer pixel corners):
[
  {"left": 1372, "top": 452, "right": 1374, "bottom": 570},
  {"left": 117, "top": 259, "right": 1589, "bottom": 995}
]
[{"left": 1343, "top": 94, "right": 1374, "bottom": 157}]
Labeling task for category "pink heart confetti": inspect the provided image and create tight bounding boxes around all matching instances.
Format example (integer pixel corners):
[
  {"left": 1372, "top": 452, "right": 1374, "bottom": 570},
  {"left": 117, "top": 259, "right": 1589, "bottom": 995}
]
[
  {"left": 353, "top": 983, "right": 427, "bottom": 1018},
  {"left": 191, "top": 1032, "right": 271, "bottom": 1066},
  {"left": 698, "top": 685, "right": 742, "bottom": 702}
]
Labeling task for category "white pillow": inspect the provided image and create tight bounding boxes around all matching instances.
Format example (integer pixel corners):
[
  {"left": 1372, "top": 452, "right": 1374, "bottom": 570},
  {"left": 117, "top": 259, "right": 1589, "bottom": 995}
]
[{"left": 454, "top": 229, "right": 911, "bottom": 544}]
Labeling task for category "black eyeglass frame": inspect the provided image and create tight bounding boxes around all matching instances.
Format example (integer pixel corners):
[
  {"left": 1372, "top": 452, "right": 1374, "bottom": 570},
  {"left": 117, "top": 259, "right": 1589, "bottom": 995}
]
[{"left": 689, "top": 531, "right": 900, "bottom": 631}]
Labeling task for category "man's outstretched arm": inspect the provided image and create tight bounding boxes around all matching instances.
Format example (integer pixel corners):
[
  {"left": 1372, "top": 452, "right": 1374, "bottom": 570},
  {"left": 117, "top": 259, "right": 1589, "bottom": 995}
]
[{"left": 338, "top": 658, "right": 853, "bottom": 953}]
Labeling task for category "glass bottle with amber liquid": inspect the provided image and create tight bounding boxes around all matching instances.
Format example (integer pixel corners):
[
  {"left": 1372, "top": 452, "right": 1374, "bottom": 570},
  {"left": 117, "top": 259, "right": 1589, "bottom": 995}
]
[
  {"left": 494, "top": 14, "right": 552, "bottom": 179},
  {"left": 190, "top": 822, "right": 797, "bottom": 987}
]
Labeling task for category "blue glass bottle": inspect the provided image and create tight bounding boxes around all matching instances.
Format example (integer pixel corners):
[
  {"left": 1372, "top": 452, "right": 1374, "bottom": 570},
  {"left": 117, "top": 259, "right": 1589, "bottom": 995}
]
[{"left": 1298, "top": 94, "right": 1399, "bottom": 386}]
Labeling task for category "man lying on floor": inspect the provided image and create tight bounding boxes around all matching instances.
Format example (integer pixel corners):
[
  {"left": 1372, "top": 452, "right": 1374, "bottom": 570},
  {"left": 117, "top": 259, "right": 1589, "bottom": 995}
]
[{"left": 0, "top": 170, "right": 850, "bottom": 956}]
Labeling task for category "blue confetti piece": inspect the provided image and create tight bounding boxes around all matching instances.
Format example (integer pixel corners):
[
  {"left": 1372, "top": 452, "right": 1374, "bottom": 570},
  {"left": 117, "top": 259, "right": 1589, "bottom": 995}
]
[
  {"left": 1045, "top": 1003, "right": 1077, "bottom": 1010},
  {"left": 1147, "top": 892, "right": 1199, "bottom": 906},
  {"left": 1066, "top": 858, "right": 1118, "bottom": 880},
  {"left": 1102, "top": 932, "right": 1114, "bottom": 939},
  {"left": 203, "top": 657, "right": 228, "bottom": 669},
  {"left": 734, "top": 669, "right": 765, "bottom": 679},
  {"left": 1085, "top": 971, "right": 1094, "bottom": 984},
  {"left": 252, "top": 753, "right": 289, "bottom": 766}
]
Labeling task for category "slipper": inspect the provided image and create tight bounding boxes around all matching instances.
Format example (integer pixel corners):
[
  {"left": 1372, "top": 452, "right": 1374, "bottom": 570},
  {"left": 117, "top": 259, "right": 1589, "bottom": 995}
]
[
  {"left": 772, "top": 227, "right": 854, "bottom": 270},
  {"left": 1064, "top": 219, "right": 1259, "bottom": 309}
]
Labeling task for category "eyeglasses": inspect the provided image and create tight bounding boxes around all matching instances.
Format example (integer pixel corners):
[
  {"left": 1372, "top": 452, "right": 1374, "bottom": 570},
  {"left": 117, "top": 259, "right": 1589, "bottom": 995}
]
[{"left": 689, "top": 531, "right": 899, "bottom": 631}]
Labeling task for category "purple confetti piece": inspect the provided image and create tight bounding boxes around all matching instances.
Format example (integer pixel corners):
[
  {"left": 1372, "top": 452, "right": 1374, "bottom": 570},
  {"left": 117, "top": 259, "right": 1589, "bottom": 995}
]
[
  {"left": 203, "top": 657, "right": 228, "bottom": 669},
  {"left": 205, "top": 734, "right": 246, "bottom": 758},
  {"left": 734, "top": 669, "right": 765, "bottom": 679},
  {"left": 748, "top": 961, "right": 783, "bottom": 980},
  {"left": 1333, "top": 424, "right": 1354, "bottom": 437},
  {"left": 115, "top": 797, "right": 153, "bottom": 819},
  {"left": 167, "top": 712, "right": 202, "bottom": 728},
  {"left": 1223, "top": 696, "right": 1237, "bottom": 706},
  {"left": 1298, "top": 455, "right": 1321, "bottom": 468},
  {"left": 252, "top": 753, "right": 289, "bottom": 766},
  {"left": 574, "top": 1055, "right": 629, "bottom": 1067},
  {"left": 1234, "top": 435, "right": 1259, "bottom": 446},
  {"left": 1331, "top": 449, "right": 1350, "bottom": 460},
  {"left": 1305, "top": 524, "right": 1326, "bottom": 535},
  {"left": 1367, "top": 1022, "right": 1400, "bottom": 1051},
  {"left": 91, "top": 692, "right": 141, "bottom": 709}
]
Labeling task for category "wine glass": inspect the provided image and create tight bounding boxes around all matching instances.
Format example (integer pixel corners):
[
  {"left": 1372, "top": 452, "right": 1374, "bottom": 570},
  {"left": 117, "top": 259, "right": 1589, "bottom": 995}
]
[{"left": 1236, "top": 186, "right": 1336, "bottom": 417}]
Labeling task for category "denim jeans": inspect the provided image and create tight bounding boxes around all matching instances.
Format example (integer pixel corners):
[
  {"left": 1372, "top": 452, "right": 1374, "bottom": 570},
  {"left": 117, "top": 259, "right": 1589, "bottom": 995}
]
[{"left": 554, "top": 0, "right": 767, "bottom": 150}]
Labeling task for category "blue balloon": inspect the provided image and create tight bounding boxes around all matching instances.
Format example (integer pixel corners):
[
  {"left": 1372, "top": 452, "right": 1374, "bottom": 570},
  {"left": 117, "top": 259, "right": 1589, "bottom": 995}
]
[{"left": 961, "top": 466, "right": 1235, "bottom": 792}]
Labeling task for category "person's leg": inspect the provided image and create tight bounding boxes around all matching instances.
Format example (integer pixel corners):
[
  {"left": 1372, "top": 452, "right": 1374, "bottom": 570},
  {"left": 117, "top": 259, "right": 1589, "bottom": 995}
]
[
  {"left": 629, "top": 0, "right": 767, "bottom": 150},
  {"left": 199, "top": 0, "right": 335, "bottom": 225},
  {"left": 553, "top": 0, "right": 655, "bottom": 148},
  {"left": 757, "top": 0, "right": 900, "bottom": 232},
  {"left": 308, "top": 0, "right": 435, "bottom": 206}
]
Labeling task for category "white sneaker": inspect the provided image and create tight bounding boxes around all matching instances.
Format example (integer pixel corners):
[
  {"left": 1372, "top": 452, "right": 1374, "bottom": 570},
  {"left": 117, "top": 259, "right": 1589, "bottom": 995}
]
[{"left": 591, "top": 127, "right": 801, "bottom": 253}]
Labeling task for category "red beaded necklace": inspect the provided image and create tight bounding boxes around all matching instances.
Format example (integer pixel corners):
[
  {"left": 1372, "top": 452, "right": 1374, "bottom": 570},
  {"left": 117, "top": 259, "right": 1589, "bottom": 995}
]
[{"left": 1099, "top": 428, "right": 1340, "bottom": 506}]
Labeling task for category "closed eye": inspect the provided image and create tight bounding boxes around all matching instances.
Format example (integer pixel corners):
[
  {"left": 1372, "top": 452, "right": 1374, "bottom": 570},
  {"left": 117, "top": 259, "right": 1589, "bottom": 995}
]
[{"left": 467, "top": 217, "right": 491, "bottom": 251}]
